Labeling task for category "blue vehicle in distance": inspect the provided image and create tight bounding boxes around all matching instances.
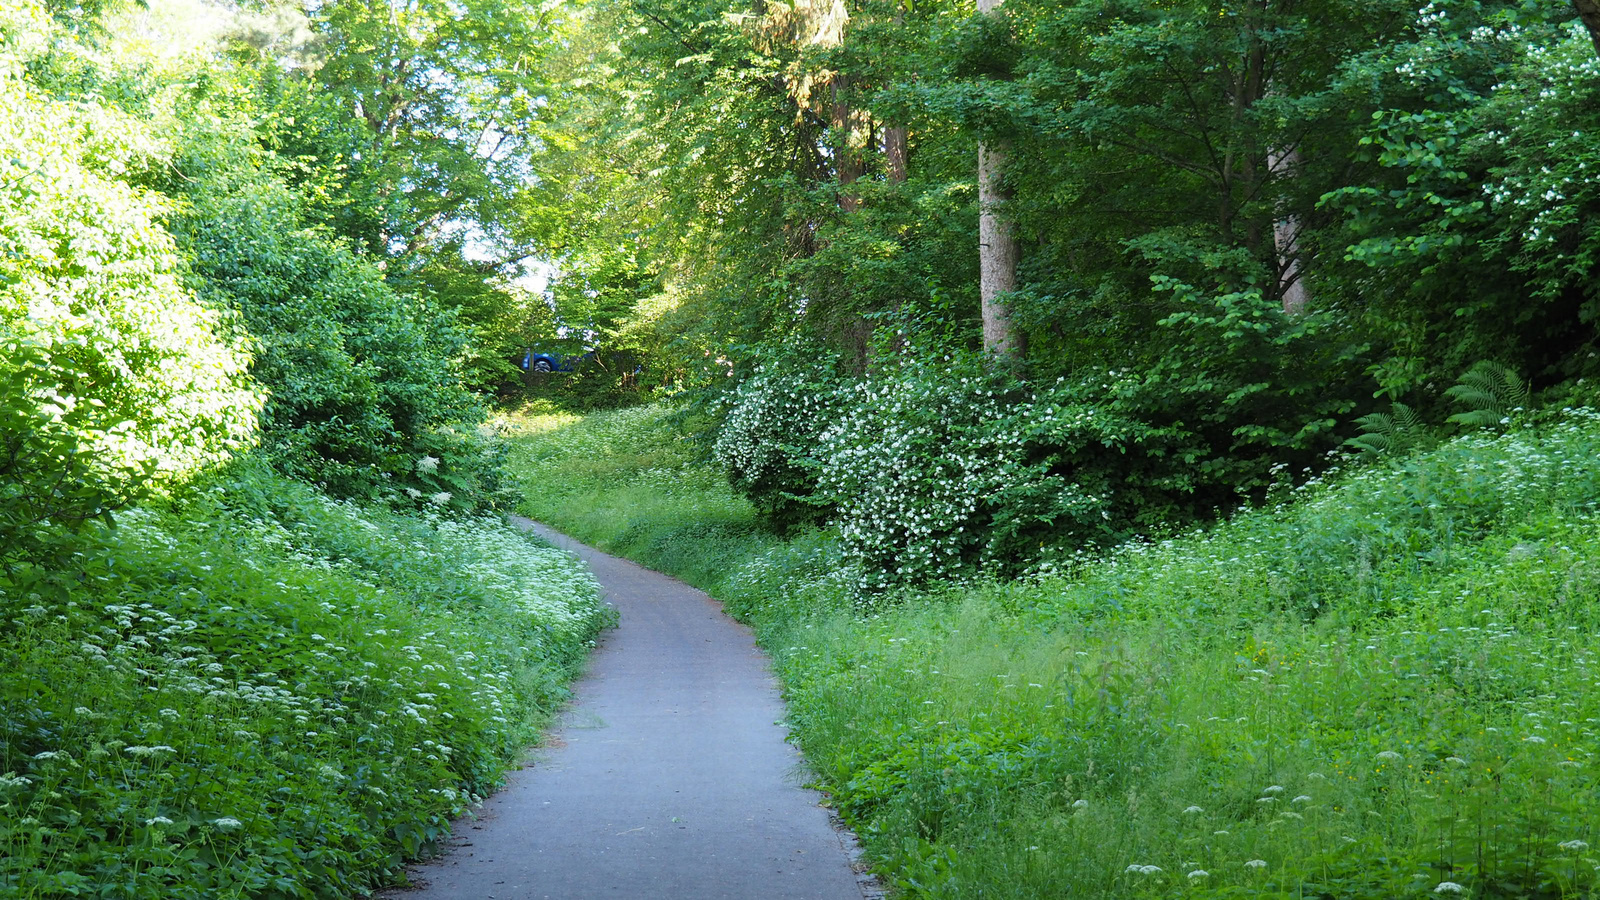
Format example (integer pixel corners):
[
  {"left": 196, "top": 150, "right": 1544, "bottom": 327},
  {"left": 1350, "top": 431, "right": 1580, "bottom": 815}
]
[{"left": 520, "top": 347, "right": 596, "bottom": 374}]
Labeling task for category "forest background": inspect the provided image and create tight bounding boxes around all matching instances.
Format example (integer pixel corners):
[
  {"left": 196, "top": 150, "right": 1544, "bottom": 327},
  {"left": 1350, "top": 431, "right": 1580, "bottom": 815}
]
[{"left": 7, "top": 0, "right": 1600, "bottom": 895}]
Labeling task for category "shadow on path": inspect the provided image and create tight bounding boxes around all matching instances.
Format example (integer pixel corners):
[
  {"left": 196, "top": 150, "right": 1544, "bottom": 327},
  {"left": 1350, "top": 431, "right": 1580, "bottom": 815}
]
[{"left": 380, "top": 518, "right": 871, "bottom": 900}]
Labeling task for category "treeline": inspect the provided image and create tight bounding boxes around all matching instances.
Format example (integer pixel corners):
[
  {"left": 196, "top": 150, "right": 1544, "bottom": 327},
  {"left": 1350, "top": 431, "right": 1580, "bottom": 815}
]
[{"left": 540, "top": 0, "right": 1600, "bottom": 572}]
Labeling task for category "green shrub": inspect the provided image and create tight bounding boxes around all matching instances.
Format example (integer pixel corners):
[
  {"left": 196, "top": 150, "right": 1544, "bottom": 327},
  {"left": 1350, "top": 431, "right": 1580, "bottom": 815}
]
[
  {"left": 170, "top": 151, "right": 494, "bottom": 507},
  {"left": 0, "top": 58, "right": 261, "bottom": 521}
]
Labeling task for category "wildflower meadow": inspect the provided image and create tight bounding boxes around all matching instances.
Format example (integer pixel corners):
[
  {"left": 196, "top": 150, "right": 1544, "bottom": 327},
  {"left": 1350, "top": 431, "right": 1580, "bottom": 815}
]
[{"left": 0, "top": 464, "right": 608, "bottom": 898}]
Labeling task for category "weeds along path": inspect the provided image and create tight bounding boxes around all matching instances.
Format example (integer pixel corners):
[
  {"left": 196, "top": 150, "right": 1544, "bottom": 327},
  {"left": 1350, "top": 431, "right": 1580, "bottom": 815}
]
[{"left": 385, "top": 518, "right": 870, "bottom": 900}]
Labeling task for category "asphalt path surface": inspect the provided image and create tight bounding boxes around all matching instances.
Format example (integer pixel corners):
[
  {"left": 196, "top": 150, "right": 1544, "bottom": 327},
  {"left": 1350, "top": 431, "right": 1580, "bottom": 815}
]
[{"left": 381, "top": 519, "right": 870, "bottom": 900}]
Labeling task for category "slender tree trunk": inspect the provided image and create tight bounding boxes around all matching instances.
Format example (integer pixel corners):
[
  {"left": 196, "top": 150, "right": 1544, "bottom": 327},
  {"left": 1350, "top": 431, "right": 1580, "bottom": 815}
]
[
  {"left": 832, "top": 78, "right": 864, "bottom": 212},
  {"left": 1270, "top": 146, "right": 1308, "bottom": 315},
  {"left": 977, "top": 0, "right": 1023, "bottom": 359},
  {"left": 1575, "top": 0, "right": 1600, "bottom": 58},
  {"left": 885, "top": 125, "right": 908, "bottom": 184}
]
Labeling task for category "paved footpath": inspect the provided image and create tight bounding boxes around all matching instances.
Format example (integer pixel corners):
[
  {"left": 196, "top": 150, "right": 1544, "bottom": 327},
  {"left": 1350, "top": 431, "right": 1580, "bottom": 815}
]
[{"left": 381, "top": 519, "right": 870, "bottom": 900}]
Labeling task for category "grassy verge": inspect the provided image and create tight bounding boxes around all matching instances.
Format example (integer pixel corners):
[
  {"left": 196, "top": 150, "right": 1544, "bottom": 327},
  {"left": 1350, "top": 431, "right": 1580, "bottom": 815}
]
[
  {"left": 508, "top": 404, "right": 1600, "bottom": 899},
  {"left": 0, "top": 460, "right": 610, "bottom": 899}
]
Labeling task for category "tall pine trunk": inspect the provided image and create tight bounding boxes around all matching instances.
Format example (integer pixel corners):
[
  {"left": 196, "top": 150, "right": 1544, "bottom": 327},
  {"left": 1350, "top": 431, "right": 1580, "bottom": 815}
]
[{"left": 977, "top": 0, "right": 1023, "bottom": 359}]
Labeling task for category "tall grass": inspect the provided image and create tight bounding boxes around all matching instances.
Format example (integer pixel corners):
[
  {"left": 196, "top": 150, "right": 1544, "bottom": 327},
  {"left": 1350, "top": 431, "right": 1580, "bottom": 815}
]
[
  {"left": 508, "top": 405, "right": 1600, "bottom": 899},
  {"left": 0, "top": 462, "right": 609, "bottom": 899}
]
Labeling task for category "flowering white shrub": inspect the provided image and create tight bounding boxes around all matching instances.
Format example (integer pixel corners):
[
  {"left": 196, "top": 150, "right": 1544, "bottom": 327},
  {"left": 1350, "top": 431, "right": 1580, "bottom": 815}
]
[
  {"left": 812, "top": 355, "right": 1122, "bottom": 592},
  {"left": 713, "top": 353, "right": 845, "bottom": 528}
]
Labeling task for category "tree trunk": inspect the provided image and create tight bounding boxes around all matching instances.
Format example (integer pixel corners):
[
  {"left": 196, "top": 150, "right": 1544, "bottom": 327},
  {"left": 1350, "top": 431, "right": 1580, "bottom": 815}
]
[
  {"left": 883, "top": 1, "right": 909, "bottom": 186},
  {"left": 977, "top": 0, "right": 1023, "bottom": 359},
  {"left": 832, "top": 78, "right": 865, "bottom": 212},
  {"left": 885, "top": 125, "right": 908, "bottom": 184},
  {"left": 1575, "top": 0, "right": 1600, "bottom": 58},
  {"left": 1269, "top": 148, "right": 1308, "bottom": 315},
  {"left": 979, "top": 141, "right": 1023, "bottom": 356}
]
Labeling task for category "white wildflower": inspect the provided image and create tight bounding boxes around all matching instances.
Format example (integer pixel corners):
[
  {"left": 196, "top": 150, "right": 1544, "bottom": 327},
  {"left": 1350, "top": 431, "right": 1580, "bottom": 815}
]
[
  {"left": 1188, "top": 870, "right": 1209, "bottom": 880},
  {"left": 1558, "top": 840, "right": 1589, "bottom": 852},
  {"left": 1182, "top": 805, "right": 1204, "bottom": 814},
  {"left": 416, "top": 456, "right": 440, "bottom": 474},
  {"left": 1245, "top": 859, "right": 1268, "bottom": 869},
  {"left": 1434, "top": 882, "right": 1465, "bottom": 894}
]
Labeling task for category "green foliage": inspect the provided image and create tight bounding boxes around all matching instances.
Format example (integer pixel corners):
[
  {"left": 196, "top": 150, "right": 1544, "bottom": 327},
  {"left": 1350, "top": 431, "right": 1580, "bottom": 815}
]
[
  {"left": 0, "top": 61, "right": 261, "bottom": 490},
  {"left": 0, "top": 33, "right": 262, "bottom": 565},
  {"left": 1473, "top": 23, "right": 1600, "bottom": 350},
  {"left": 1346, "top": 401, "right": 1429, "bottom": 456},
  {"left": 713, "top": 348, "right": 845, "bottom": 530},
  {"left": 508, "top": 402, "right": 1600, "bottom": 900},
  {"left": 164, "top": 86, "right": 502, "bottom": 507},
  {"left": 0, "top": 339, "right": 129, "bottom": 564},
  {"left": 1446, "top": 360, "right": 1531, "bottom": 428},
  {"left": 0, "top": 462, "right": 607, "bottom": 898}
]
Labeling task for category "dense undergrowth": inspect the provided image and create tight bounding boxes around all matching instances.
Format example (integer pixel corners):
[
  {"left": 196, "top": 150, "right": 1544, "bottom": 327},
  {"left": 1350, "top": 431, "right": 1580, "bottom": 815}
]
[
  {"left": 509, "top": 403, "right": 1600, "bottom": 899},
  {"left": 0, "top": 462, "right": 608, "bottom": 899}
]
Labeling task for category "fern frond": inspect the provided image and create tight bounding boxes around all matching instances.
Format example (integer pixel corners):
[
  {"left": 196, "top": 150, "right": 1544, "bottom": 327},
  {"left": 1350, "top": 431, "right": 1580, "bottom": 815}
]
[
  {"left": 1346, "top": 402, "right": 1425, "bottom": 455},
  {"left": 1445, "top": 361, "right": 1529, "bottom": 428}
]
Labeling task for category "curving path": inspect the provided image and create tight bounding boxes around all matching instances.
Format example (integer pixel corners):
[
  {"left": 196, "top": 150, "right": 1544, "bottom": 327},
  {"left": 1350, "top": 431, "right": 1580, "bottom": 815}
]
[{"left": 381, "top": 519, "right": 871, "bottom": 900}]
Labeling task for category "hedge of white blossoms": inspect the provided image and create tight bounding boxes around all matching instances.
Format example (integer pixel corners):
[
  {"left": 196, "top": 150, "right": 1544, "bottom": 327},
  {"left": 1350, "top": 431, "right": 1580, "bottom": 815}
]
[
  {"left": 718, "top": 353, "right": 1117, "bottom": 593},
  {"left": 713, "top": 360, "right": 842, "bottom": 524}
]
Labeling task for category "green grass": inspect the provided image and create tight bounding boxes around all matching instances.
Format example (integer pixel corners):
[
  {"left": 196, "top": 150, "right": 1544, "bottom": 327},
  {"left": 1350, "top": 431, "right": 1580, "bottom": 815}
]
[
  {"left": 507, "top": 404, "right": 1600, "bottom": 900},
  {"left": 0, "top": 461, "right": 609, "bottom": 899}
]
